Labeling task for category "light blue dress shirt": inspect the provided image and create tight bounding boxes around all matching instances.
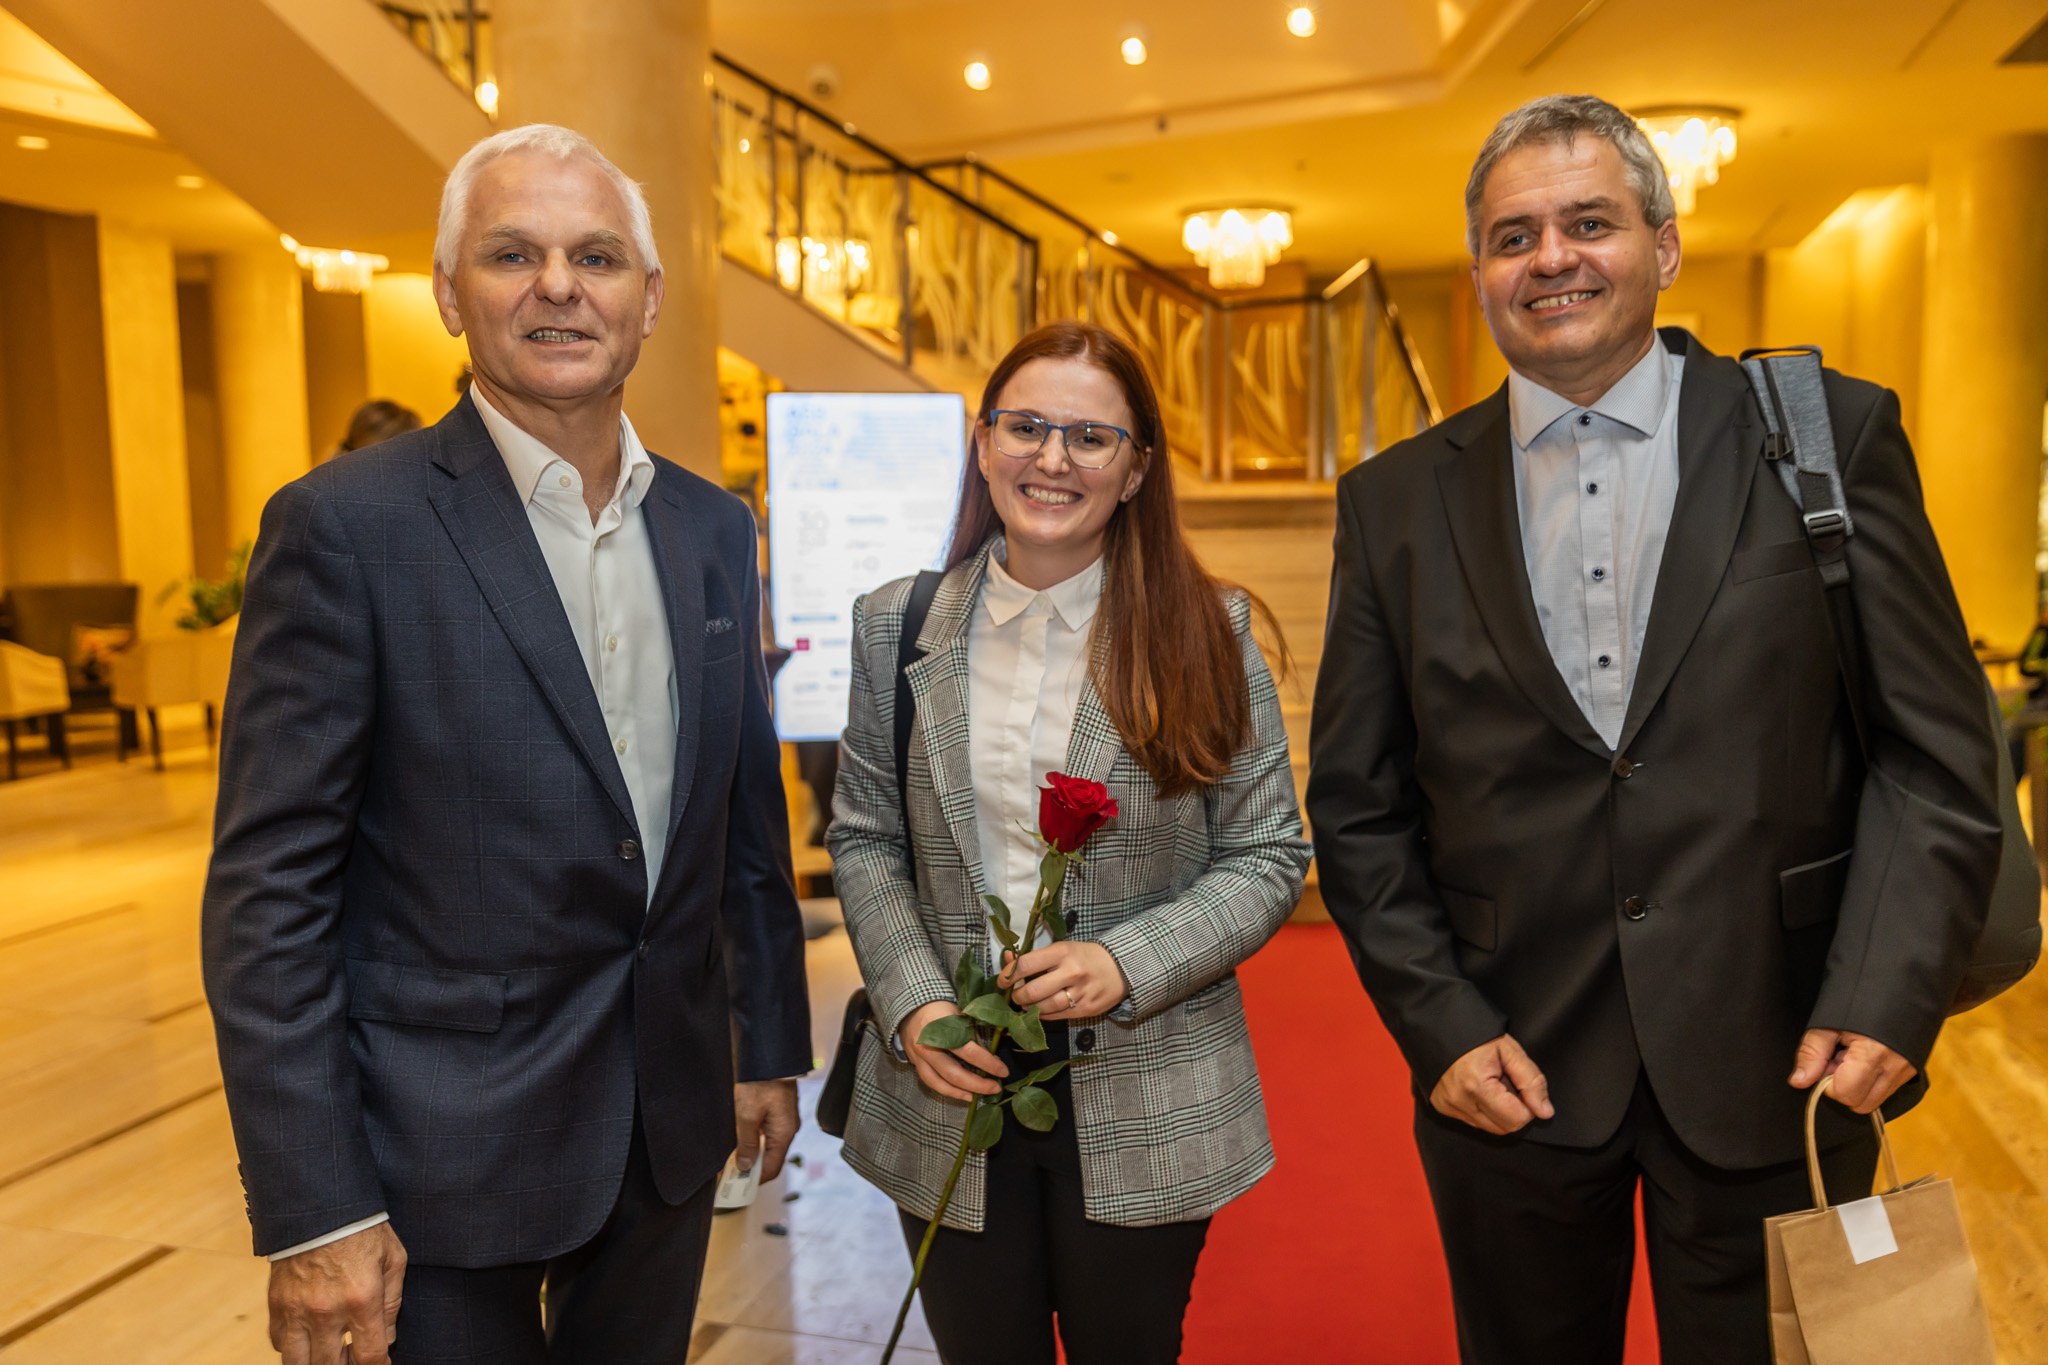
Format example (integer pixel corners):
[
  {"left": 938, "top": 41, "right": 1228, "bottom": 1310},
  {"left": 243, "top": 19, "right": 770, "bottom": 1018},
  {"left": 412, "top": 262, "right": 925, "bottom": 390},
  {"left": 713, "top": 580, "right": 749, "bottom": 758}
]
[{"left": 1507, "top": 342, "right": 1686, "bottom": 750}]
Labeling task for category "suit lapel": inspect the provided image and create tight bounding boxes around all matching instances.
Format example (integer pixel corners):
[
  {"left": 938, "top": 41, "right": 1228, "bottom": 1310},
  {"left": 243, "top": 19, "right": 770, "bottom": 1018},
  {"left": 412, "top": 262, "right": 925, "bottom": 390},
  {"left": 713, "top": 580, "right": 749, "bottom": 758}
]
[
  {"left": 425, "top": 397, "right": 636, "bottom": 827},
  {"left": 905, "top": 547, "right": 992, "bottom": 901},
  {"left": 1617, "top": 340, "right": 1759, "bottom": 750},
  {"left": 642, "top": 473, "right": 706, "bottom": 860},
  {"left": 1062, "top": 627, "right": 1121, "bottom": 788},
  {"left": 1434, "top": 392, "right": 1611, "bottom": 759}
]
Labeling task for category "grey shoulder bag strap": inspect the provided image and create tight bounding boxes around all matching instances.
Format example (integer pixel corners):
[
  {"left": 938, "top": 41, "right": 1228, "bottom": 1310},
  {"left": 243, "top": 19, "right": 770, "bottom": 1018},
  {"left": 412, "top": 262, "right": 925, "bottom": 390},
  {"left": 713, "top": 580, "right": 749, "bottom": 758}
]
[{"left": 1740, "top": 346, "right": 2041, "bottom": 1012}]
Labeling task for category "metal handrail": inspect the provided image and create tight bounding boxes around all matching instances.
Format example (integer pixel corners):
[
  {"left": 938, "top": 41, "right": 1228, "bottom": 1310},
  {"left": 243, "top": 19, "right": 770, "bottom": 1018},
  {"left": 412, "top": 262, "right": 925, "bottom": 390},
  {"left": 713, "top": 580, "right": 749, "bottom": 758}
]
[{"left": 372, "top": 0, "right": 1445, "bottom": 474}]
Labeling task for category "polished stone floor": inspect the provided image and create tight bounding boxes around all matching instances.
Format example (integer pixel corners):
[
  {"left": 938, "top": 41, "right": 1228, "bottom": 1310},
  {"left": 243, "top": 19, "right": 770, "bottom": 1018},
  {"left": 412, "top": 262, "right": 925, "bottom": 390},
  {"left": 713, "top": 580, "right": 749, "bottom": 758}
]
[{"left": 0, "top": 712, "right": 2042, "bottom": 1362}]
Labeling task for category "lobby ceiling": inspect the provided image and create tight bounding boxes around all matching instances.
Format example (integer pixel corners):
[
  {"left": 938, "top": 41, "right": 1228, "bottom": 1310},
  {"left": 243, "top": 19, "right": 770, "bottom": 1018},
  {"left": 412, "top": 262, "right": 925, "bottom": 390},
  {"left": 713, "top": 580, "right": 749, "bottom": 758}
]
[{"left": 712, "top": 0, "right": 2048, "bottom": 273}]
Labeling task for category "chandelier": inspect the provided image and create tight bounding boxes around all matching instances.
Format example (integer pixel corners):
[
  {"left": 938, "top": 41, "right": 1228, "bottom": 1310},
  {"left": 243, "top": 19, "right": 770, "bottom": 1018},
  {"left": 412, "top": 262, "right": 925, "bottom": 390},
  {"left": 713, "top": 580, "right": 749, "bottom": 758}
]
[
  {"left": 1181, "top": 207, "right": 1293, "bottom": 289},
  {"left": 1634, "top": 107, "right": 1739, "bottom": 215},
  {"left": 280, "top": 235, "right": 389, "bottom": 294}
]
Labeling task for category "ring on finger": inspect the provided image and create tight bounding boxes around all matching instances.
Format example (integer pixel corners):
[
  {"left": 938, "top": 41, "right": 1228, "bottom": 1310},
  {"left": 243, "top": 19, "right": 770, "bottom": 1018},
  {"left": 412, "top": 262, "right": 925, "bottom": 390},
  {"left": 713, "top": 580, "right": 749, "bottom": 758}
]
[{"left": 1063, "top": 987, "right": 1078, "bottom": 1011}]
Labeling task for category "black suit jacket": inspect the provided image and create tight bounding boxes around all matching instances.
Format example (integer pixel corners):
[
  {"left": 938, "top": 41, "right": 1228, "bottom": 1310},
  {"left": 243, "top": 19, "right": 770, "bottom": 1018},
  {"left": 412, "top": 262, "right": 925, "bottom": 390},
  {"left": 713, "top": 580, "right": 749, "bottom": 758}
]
[
  {"left": 1306, "top": 330, "right": 2000, "bottom": 1168},
  {"left": 202, "top": 396, "right": 811, "bottom": 1263}
]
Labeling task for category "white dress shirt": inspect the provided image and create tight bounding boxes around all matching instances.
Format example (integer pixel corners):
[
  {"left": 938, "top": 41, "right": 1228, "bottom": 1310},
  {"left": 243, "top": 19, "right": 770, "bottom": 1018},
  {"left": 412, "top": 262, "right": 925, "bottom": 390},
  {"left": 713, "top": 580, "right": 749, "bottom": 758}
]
[
  {"left": 271, "top": 390, "right": 678, "bottom": 1261},
  {"left": 1508, "top": 342, "right": 1685, "bottom": 749},
  {"left": 967, "top": 541, "right": 1103, "bottom": 962}
]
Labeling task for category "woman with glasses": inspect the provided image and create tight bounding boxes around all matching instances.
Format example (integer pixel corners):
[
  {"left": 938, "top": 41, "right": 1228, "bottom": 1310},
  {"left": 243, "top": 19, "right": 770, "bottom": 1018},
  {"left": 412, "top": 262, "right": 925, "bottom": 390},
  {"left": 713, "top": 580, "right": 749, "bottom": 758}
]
[{"left": 827, "top": 321, "right": 1311, "bottom": 1363}]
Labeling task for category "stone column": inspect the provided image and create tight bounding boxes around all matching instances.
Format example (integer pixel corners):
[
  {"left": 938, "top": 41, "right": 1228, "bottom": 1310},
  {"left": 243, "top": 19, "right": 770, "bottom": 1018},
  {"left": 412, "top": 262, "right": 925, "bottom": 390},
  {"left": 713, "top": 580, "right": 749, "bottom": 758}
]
[
  {"left": 491, "top": 0, "right": 722, "bottom": 480},
  {"left": 97, "top": 221, "right": 194, "bottom": 633},
  {"left": 211, "top": 248, "right": 312, "bottom": 548},
  {"left": 1917, "top": 135, "right": 2048, "bottom": 651}
]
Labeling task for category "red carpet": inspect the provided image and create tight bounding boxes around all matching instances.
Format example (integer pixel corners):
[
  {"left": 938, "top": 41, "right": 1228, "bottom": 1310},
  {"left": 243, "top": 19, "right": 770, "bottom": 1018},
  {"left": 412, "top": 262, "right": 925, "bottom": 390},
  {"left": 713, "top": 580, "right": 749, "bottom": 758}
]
[{"left": 1182, "top": 924, "right": 1660, "bottom": 1363}]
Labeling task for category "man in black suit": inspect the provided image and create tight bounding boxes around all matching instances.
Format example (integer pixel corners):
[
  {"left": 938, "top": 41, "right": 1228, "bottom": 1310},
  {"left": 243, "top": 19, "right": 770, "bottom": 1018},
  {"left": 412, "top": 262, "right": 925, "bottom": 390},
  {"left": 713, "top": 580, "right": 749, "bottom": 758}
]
[
  {"left": 203, "top": 124, "right": 810, "bottom": 1364},
  {"left": 1306, "top": 95, "right": 2000, "bottom": 1363}
]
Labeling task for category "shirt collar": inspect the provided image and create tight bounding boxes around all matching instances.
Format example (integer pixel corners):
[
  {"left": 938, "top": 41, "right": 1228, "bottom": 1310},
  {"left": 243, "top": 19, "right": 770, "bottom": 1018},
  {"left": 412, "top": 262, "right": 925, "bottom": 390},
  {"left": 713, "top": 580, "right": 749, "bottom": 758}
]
[
  {"left": 471, "top": 386, "right": 655, "bottom": 511},
  {"left": 1507, "top": 337, "right": 1673, "bottom": 449},
  {"left": 982, "top": 538, "right": 1104, "bottom": 631}
]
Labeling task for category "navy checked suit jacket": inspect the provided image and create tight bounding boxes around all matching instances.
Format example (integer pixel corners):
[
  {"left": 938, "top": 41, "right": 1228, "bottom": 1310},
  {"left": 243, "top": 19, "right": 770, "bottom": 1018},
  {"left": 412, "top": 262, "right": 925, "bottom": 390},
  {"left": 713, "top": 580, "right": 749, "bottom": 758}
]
[{"left": 202, "top": 396, "right": 811, "bottom": 1265}]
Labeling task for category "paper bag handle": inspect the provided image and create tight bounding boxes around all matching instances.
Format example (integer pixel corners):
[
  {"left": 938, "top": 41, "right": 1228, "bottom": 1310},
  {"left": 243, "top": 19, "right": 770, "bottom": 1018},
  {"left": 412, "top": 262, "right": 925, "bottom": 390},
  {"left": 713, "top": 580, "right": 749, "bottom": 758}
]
[{"left": 1802, "top": 1075, "right": 1903, "bottom": 1211}]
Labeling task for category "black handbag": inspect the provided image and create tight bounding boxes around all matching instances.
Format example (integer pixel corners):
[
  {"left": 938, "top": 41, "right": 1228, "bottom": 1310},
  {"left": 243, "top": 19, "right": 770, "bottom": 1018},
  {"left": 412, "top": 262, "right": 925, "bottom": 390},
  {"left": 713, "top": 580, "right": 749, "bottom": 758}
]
[
  {"left": 816, "top": 570, "right": 943, "bottom": 1138},
  {"left": 1742, "top": 347, "right": 2042, "bottom": 1011}
]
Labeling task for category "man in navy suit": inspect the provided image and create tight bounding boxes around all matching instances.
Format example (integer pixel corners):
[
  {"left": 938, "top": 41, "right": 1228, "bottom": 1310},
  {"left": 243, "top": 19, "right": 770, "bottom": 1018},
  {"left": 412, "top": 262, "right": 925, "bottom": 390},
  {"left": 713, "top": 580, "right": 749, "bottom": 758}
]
[{"left": 203, "top": 124, "right": 811, "bottom": 1364}]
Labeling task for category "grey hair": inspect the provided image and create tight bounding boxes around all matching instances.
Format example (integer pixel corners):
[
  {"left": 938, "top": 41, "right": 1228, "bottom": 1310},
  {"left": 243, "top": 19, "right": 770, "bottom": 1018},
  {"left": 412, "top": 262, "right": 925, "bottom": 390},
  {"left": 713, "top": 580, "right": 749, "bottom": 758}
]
[
  {"left": 1463, "top": 94, "right": 1675, "bottom": 256},
  {"left": 433, "top": 123, "right": 661, "bottom": 276}
]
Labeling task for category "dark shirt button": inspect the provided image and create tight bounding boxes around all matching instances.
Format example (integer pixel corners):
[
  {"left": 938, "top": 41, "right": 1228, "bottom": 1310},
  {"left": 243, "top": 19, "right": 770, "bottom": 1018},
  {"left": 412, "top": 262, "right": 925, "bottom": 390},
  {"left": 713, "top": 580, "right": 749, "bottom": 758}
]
[
  {"left": 1587, "top": 482, "right": 1599, "bottom": 495},
  {"left": 1597, "top": 654, "right": 1612, "bottom": 668},
  {"left": 637, "top": 940, "right": 650, "bottom": 960},
  {"left": 1591, "top": 566, "right": 1606, "bottom": 581},
  {"left": 1622, "top": 896, "right": 1648, "bottom": 921},
  {"left": 618, "top": 839, "right": 640, "bottom": 861},
  {"left": 1074, "top": 1028, "right": 1096, "bottom": 1053},
  {"left": 1578, "top": 413, "right": 1592, "bottom": 426},
  {"left": 1613, "top": 756, "right": 1635, "bottom": 779}
]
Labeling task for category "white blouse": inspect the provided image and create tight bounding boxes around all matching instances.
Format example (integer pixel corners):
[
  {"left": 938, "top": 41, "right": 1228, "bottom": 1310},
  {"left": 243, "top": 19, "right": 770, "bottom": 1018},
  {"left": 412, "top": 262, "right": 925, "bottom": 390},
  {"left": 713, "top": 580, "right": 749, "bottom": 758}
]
[{"left": 966, "top": 541, "right": 1103, "bottom": 959}]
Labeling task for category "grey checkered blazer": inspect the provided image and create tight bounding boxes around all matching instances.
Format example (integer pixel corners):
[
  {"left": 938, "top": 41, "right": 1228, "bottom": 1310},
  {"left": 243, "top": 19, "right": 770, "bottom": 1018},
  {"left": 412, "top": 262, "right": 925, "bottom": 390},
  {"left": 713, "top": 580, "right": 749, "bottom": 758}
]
[{"left": 826, "top": 540, "right": 1310, "bottom": 1230}]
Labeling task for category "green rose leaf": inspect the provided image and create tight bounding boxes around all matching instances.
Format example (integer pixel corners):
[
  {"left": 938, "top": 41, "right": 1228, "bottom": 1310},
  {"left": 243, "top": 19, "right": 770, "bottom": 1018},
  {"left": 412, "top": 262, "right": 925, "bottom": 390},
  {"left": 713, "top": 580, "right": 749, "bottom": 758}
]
[
  {"left": 1038, "top": 848, "right": 1069, "bottom": 895},
  {"left": 967, "top": 1101, "right": 1005, "bottom": 1152},
  {"left": 1009, "top": 1003, "right": 1048, "bottom": 1053},
  {"left": 917, "top": 1013, "right": 975, "bottom": 1050},
  {"left": 953, "top": 949, "right": 991, "bottom": 1005},
  {"left": 1011, "top": 1084, "right": 1058, "bottom": 1132},
  {"left": 986, "top": 903, "right": 1020, "bottom": 952},
  {"left": 961, "top": 993, "right": 1017, "bottom": 1030},
  {"left": 1005, "top": 1058, "right": 1073, "bottom": 1090},
  {"left": 1040, "top": 903, "right": 1069, "bottom": 942}
]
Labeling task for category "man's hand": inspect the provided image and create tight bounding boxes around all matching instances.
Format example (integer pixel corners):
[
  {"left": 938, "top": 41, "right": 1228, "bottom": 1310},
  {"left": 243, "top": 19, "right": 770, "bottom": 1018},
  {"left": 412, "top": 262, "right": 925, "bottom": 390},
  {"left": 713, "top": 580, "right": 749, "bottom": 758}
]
[
  {"left": 1790, "top": 1028, "right": 1918, "bottom": 1114},
  {"left": 268, "top": 1221, "right": 406, "bottom": 1365},
  {"left": 734, "top": 1079, "right": 801, "bottom": 1181},
  {"left": 899, "top": 1000, "right": 1008, "bottom": 1102},
  {"left": 1431, "top": 1033, "right": 1555, "bottom": 1135}
]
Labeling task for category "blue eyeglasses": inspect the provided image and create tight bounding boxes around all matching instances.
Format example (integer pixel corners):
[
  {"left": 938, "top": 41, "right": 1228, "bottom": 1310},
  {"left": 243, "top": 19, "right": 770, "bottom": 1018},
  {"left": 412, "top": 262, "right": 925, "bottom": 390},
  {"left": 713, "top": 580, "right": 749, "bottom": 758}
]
[{"left": 985, "top": 410, "right": 1134, "bottom": 469}]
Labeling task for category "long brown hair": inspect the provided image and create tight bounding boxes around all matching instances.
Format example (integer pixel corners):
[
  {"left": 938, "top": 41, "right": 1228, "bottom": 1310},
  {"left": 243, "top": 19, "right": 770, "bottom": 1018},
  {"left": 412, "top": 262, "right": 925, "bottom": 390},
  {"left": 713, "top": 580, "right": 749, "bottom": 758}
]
[{"left": 944, "top": 321, "right": 1283, "bottom": 798}]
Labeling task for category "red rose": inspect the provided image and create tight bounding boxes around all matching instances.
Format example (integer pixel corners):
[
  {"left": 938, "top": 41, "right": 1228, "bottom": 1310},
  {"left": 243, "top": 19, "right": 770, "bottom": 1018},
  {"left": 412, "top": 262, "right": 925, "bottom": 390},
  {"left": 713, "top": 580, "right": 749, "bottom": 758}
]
[{"left": 1038, "top": 773, "right": 1118, "bottom": 854}]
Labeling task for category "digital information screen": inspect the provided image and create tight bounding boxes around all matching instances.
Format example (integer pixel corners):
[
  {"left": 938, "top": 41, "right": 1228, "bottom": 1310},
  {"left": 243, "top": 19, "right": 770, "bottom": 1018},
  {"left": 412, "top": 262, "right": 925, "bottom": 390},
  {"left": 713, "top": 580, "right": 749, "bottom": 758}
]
[{"left": 766, "top": 391, "right": 968, "bottom": 742}]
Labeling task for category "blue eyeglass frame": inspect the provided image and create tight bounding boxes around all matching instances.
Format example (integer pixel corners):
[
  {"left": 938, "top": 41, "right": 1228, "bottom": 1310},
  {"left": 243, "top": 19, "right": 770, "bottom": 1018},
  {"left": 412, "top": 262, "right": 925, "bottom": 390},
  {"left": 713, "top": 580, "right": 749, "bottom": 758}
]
[{"left": 983, "top": 409, "right": 1135, "bottom": 469}]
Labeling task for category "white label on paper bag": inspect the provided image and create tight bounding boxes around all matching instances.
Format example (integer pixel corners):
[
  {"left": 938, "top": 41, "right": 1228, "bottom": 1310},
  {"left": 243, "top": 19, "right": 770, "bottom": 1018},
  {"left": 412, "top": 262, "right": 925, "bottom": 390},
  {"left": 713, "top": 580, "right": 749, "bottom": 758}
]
[{"left": 1837, "top": 1196, "right": 1898, "bottom": 1264}]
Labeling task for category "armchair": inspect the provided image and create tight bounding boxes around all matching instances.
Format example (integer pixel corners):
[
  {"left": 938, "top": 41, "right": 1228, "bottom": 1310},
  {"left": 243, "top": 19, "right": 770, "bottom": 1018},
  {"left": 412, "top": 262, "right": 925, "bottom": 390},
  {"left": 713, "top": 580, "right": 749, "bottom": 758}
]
[{"left": 0, "top": 640, "right": 71, "bottom": 779}]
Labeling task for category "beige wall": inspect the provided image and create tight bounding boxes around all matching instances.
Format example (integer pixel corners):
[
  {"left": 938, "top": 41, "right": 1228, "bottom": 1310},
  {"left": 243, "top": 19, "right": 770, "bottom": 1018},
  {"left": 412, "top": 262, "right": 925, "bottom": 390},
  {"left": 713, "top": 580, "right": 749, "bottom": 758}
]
[
  {"left": 1655, "top": 252, "right": 1762, "bottom": 362},
  {"left": 303, "top": 283, "right": 371, "bottom": 458},
  {"left": 177, "top": 275, "right": 229, "bottom": 580},
  {"left": 1762, "top": 186, "right": 1928, "bottom": 436},
  {"left": 364, "top": 273, "right": 469, "bottom": 429},
  {"left": 0, "top": 203, "right": 120, "bottom": 584},
  {"left": 211, "top": 248, "right": 311, "bottom": 547},
  {"left": 96, "top": 220, "right": 193, "bottom": 634}
]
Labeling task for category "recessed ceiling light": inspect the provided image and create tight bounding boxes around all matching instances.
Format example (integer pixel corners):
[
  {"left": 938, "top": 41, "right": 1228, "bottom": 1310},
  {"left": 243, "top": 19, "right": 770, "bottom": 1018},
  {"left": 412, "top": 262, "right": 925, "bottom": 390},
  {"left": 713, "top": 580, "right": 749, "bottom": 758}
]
[
  {"left": 475, "top": 81, "right": 499, "bottom": 117},
  {"left": 1101, "top": 230, "right": 1120, "bottom": 246},
  {"left": 1121, "top": 35, "right": 1148, "bottom": 65},
  {"left": 175, "top": 174, "right": 205, "bottom": 189},
  {"left": 964, "top": 60, "right": 991, "bottom": 91},
  {"left": 1287, "top": 6, "right": 1317, "bottom": 37},
  {"left": 15, "top": 134, "right": 49, "bottom": 151}
]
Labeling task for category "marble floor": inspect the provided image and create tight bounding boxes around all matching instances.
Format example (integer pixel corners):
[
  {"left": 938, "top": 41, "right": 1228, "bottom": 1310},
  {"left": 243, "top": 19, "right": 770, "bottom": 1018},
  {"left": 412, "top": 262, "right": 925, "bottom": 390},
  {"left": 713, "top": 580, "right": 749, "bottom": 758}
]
[
  {"left": 0, "top": 712, "right": 2043, "bottom": 1362},
  {"left": 0, "top": 715, "right": 933, "bottom": 1363}
]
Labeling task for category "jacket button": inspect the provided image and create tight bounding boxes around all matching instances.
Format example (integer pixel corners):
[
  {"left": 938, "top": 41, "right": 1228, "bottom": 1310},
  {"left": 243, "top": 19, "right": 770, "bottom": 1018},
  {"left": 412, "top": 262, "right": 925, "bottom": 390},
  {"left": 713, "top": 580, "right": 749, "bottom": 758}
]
[
  {"left": 1613, "top": 756, "right": 1635, "bottom": 779},
  {"left": 1074, "top": 1028, "right": 1096, "bottom": 1052},
  {"left": 618, "top": 839, "right": 640, "bottom": 861},
  {"left": 1622, "top": 896, "right": 1648, "bottom": 921},
  {"left": 637, "top": 940, "right": 650, "bottom": 960}
]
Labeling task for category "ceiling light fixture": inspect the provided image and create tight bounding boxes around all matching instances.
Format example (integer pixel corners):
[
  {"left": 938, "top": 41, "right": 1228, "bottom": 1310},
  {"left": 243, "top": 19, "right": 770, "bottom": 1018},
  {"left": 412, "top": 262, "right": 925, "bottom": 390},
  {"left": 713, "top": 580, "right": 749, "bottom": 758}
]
[
  {"left": 174, "top": 174, "right": 204, "bottom": 189},
  {"left": 1101, "top": 230, "right": 1120, "bottom": 246},
  {"left": 964, "top": 59, "right": 992, "bottom": 91},
  {"left": 1182, "top": 206, "right": 1293, "bottom": 289},
  {"left": 1633, "top": 106, "right": 1739, "bottom": 214},
  {"left": 475, "top": 80, "right": 499, "bottom": 118},
  {"left": 1120, "top": 24, "right": 1149, "bottom": 65},
  {"left": 1286, "top": 6, "right": 1318, "bottom": 38},
  {"left": 291, "top": 243, "right": 391, "bottom": 294},
  {"left": 15, "top": 134, "right": 49, "bottom": 151}
]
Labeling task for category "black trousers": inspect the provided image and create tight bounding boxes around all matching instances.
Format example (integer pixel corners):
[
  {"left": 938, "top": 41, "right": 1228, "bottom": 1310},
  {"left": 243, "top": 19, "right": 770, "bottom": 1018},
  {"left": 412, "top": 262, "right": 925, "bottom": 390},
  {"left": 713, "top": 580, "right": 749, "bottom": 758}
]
[
  {"left": 901, "top": 1023, "right": 1212, "bottom": 1365},
  {"left": 393, "top": 1111, "right": 718, "bottom": 1364},
  {"left": 1412, "top": 1073, "right": 1879, "bottom": 1365}
]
